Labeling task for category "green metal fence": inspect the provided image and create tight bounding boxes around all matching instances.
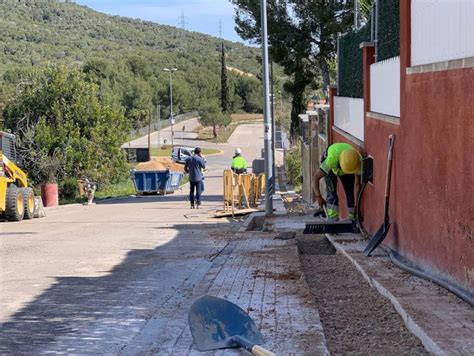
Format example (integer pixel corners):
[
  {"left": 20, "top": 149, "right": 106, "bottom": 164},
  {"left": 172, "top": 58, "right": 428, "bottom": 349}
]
[
  {"left": 338, "top": 21, "right": 371, "bottom": 98},
  {"left": 377, "top": 0, "right": 400, "bottom": 61}
]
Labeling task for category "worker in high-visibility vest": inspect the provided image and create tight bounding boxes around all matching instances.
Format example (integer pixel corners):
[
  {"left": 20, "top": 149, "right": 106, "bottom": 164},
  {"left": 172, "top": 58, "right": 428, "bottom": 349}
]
[
  {"left": 231, "top": 148, "right": 248, "bottom": 174},
  {"left": 313, "top": 143, "right": 362, "bottom": 221}
]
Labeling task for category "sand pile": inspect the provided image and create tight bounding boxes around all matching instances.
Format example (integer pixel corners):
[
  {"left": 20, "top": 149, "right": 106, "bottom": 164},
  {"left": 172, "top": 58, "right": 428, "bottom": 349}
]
[{"left": 135, "top": 158, "right": 184, "bottom": 172}]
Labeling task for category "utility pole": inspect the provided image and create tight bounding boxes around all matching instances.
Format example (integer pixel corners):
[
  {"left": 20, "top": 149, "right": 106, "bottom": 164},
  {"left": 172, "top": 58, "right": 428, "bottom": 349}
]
[
  {"left": 163, "top": 68, "right": 178, "bottom": 147},
  {"left": 260, "top": 0, "right": 273, "bottom": 216}
]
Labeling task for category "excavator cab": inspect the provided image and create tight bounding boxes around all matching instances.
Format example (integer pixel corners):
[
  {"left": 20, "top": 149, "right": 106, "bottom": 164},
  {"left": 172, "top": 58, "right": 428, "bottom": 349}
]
[{"left": 0, "top": 131, "right": 35, "bottom": 221}]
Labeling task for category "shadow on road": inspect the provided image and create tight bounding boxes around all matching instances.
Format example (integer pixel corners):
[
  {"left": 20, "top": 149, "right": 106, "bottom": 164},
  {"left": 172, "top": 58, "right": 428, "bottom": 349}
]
[
  {"left": 97, "top": 194, "right": 223, "bottom": 205},
  {"left": 0, "top": 221, "right": 239, "bottom": 353}
]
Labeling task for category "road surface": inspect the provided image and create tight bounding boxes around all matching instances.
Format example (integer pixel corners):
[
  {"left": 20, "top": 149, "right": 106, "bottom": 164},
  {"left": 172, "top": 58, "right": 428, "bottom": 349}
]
[{"left": 0, "top": 123, "right": 264, "bottom": 353}]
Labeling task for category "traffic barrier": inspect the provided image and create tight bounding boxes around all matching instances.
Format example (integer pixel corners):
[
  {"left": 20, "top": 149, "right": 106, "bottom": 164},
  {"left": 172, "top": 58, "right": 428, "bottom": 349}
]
[{"left": 223, "top": 170, "right": 265, "bottom": 215}]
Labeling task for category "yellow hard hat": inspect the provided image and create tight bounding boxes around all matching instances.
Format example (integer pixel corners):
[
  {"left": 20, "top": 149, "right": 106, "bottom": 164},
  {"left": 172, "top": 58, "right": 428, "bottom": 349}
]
[{"left": 340, "top": 149, "right": 361, "bottom": 174}]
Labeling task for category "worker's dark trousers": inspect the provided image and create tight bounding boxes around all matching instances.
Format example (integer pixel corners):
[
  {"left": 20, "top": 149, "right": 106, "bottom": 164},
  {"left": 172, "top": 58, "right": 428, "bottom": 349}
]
[
  {"left": 324, "top": 172, "right": 355, "bottom": 212},
  {"left": 190, "top": 181, "right": 203, "bottom": 205}
]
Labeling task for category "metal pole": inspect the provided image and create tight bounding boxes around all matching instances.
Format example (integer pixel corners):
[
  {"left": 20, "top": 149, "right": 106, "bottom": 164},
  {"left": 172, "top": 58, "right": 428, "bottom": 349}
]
[
  {"left": 270, "top": 59, "right": 276, "bottom": 196},
  {"left": 260, "top": 0, "right": 273, "bottom": 216},
  {"left": 147, "top": 111, "right": 151, "bottom": 153},
  {"left": 169, "top": 72, "right": 174, "bottom": 147},
  {"left": 354, "top": 0, "right": 359, "bottom": 29},
  {"left": 375, "top": 0, "right": 379, "bottom": 61},
  {"left": 157, "top": 103, "right": 161, "bottom": 150}
]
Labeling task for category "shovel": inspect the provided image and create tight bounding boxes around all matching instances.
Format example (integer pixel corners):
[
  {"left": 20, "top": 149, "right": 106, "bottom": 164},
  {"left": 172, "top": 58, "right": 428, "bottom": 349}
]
[
  {"left": 188, "top": 295, "right": 275, "bottom": 356},
  {"left": 364, "top": 135, "right": 395, "bottom": 256}
]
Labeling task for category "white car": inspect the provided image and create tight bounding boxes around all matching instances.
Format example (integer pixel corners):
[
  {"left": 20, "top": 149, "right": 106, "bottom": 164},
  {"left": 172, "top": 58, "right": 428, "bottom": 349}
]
[{"left": 171, "top": 146, "right": 194, "bottom": 164}]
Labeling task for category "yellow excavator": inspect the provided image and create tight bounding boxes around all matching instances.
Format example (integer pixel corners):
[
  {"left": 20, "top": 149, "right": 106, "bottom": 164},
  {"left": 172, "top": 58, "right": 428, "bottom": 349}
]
[{"left": 0, "top": 131, "right": 35, "bottom": 221}]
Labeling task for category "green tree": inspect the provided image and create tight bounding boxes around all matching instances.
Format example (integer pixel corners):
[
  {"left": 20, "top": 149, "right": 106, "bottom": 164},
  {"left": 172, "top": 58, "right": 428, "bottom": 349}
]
[
  {"left": 2, "top": 64, "right": 130, "bottom": 185},
  {"left": 220, "top": 44, "right": 229, "bottom": 113},
  {"left": 198, "top": 100, "right": 231, "bottom": 138},
  {"left": 235, "top": 76, "right": 262, "bottom": 113},
  {"left": 231, "top": 0, "right": 353, "bottom": 135}
]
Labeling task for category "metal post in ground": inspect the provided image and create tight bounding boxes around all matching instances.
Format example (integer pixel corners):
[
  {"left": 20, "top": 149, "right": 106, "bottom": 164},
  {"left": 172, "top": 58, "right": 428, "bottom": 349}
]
[
  {"left": 260, "top": 0, "right": 274, "bottom": 217},
  {"left": 270, "top": 59, "right": 277, "bottom": 196},
  {"left": 163, "top": 67, "right": 178, "bottom": 146},
  {"left": 147, "top": 111, "right": 151, "bottom": 154},
  {"left": 157, "top": 103, "right": 161, "bottom": 150}
]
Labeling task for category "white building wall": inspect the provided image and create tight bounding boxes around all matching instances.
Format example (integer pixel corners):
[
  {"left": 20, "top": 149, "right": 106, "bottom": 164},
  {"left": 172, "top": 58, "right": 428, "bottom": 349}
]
[
  {"left": 370, "top": 56, "right": 401, "bottom": 117},
  {"left": 334, "top": 96, "right": 364, "bottom": 141},
  {"left": 411, "top": 0, "right": 474, "bottom": 66}
]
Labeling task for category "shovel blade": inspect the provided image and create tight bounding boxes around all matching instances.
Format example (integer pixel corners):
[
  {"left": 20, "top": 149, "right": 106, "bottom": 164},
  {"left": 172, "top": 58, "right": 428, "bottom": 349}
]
[
  {"left": 364, "top": 222, "right": 390, "bottom": 256},
  {"left": 188, "top": 296, "right": 263, "bottom": 351}
]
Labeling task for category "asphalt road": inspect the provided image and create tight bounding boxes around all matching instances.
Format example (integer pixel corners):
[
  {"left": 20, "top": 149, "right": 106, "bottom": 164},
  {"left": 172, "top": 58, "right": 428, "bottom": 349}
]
[
  {"left": 124, "top": 118, "right": 202, "bottom": 149},
  {"left": 0, "top": 122, "right": 263, "bottom": 353}
]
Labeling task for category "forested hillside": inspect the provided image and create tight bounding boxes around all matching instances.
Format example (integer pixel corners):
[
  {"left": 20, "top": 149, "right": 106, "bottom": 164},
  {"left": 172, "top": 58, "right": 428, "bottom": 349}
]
[{"left": 0, "top": 0, "right": 263, "bottom": 129}]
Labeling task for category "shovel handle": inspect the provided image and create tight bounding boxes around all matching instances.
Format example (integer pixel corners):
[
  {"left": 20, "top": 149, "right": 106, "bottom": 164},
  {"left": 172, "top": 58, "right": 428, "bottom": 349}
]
[
  {"left": 252, "top": 345, "right": 276, "bottom": 356},
  {"left": 384, "top": 135, "right": 395, "bottom": 198},
  {"left": 233, "top": 336, "right": 276, "bottom": 356}
]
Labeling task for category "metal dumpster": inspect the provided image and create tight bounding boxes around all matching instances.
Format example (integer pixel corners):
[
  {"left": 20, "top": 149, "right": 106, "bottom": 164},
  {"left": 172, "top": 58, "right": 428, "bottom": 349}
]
[{"left": 131, "top": 170, "right": 184, "bottom": 195}]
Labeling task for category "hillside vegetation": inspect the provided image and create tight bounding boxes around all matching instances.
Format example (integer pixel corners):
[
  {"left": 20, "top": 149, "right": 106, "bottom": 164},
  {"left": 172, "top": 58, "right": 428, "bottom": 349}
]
[
  {"left": 0, "top": 0, "right": 263, "bottom": 129},
  {"left": 0, "top": 0, "right": 265, "bottom": 196}
]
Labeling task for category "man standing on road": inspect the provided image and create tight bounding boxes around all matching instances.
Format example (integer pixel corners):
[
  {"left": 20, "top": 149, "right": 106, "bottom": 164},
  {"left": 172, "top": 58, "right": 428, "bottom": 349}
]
[
  {"left": 313, "top": 143, "right": 362, "bottom": 222},
  {"left": 231, "top": 148, "right": 247, "bottom": 174},
  {"left": 184, "top": 147, "right": 206, "bottom": 209}
]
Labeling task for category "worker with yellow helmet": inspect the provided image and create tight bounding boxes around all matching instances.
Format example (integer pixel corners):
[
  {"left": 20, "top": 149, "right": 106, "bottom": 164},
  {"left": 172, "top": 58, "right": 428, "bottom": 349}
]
[{"left": 313, "top": 142, "right": 362, "bottom": 221}]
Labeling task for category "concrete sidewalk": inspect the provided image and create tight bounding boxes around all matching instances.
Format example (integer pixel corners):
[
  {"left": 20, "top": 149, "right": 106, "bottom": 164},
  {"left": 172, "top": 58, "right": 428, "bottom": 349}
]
[
  {"left": 149, "top": 229, "right": 328, "bottom": 355},
  {"left": 327, "top": 234, "right": 474, "bottom": 355}
]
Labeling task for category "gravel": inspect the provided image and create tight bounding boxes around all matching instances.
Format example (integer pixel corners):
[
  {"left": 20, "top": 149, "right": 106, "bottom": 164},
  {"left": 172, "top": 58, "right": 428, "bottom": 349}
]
[{"left": 298, "top": 235, "right": 428, "bottom": 355}]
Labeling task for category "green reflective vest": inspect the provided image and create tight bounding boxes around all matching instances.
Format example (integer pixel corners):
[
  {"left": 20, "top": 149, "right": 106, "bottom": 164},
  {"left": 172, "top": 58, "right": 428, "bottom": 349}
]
[
  {"left": 320, "top": 142, "right": 360, "bottom": 176},
  {"left": 231, "top": 155, "right": 247, "bottom": 170}
]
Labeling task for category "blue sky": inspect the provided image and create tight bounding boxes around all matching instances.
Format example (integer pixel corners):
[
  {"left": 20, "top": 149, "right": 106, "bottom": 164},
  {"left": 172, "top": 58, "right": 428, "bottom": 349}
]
[{"left": 75, "top": 0, "right": 245, "bottom": 43}]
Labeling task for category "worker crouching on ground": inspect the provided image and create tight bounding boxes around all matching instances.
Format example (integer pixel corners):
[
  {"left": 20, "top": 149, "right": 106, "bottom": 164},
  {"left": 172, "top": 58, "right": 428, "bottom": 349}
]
[
  {"left": 231, "top": 148, "right": 247, "bottom": 174},
  {"left": 184, "top": 147, "right": 206, "bottom": 209},
  {"left": 313, "top": 143, "right": 362, "bottom": 222}
]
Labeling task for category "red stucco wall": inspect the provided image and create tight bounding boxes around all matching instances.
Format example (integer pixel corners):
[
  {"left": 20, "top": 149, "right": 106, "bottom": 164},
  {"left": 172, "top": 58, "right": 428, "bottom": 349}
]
[
  {"left": 394, "top": 68, "right": 473, "bottom": 290},
  {"left": 333, "top": 68, "right": 473, "bottom": 291},
  {"left": 328, "top": 0, "right": 473, "bottom": 291}
]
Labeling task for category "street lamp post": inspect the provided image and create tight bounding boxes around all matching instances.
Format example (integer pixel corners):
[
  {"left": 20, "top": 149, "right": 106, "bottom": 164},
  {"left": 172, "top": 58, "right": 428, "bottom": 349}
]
[
  {"left": 260, "top": 0, "right": 274, "bottom": 216},
  {"left": 163, "top": 67, "right": 178, "bottom": 146}
]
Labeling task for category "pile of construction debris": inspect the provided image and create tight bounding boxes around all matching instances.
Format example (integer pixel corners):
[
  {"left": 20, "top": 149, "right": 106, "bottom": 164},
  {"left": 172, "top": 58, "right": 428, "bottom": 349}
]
[{"left": 135, "top": 158, "right": 184, "bottom": 172}]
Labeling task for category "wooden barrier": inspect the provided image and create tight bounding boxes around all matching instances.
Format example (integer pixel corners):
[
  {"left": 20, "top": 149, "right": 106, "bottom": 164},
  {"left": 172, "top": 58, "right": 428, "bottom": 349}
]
[{"left": 223, "top": 170, "right": 265, "bottom": 215}]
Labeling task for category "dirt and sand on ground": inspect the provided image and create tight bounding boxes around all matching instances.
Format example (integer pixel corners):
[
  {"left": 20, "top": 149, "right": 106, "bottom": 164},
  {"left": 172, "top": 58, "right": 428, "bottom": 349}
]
[
  {"left": 281, "top": 193, "right": 315, "bottom": 216},
  {"left": 298, "top": 234, "right": 428, "bottom": 355},
  {"left": 135, "top": 158, "right": 184, "bottom": 172}
]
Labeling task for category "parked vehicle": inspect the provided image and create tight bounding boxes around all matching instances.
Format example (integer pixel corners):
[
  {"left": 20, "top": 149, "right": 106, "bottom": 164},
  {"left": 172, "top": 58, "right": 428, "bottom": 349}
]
[
  {"left": 171, "top": 146, "right": 195, "bottom": 164},
  {"left": 0, "top": 132, "right": 35, "bottom": 221}
]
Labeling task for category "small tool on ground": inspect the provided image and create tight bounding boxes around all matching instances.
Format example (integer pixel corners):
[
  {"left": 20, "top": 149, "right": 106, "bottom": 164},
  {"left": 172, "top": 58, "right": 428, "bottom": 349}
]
[
  {"left": 188, "top": 295, "right": 275, "bottom": 356},
  {"left": 305, "top": 206, "right": 358, "bottom": 234},
  {"left": 303, "top": 220, "right": 359, "bottom": 234},
  {"left": 364, "top": 135, "right": 395, "bottom": 256}
]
